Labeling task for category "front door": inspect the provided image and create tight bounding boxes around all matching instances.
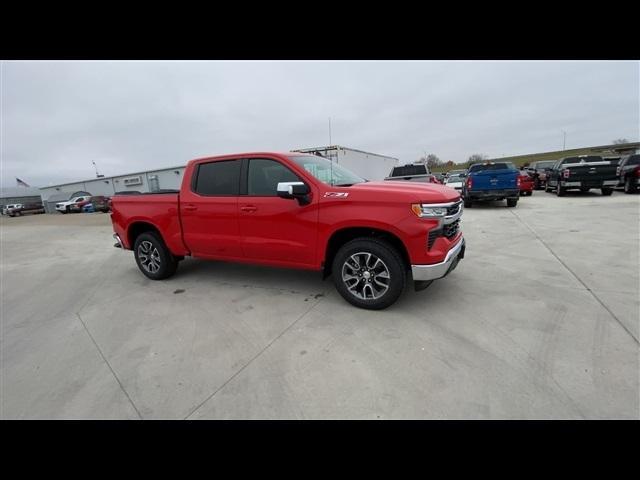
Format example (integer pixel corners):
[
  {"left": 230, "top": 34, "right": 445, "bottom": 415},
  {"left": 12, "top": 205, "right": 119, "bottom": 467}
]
[{"left": 238, "top": 158, "right": 318, "bottom": 267}]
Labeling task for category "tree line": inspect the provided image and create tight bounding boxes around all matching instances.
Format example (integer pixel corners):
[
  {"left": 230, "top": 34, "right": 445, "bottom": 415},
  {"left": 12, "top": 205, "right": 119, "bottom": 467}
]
[{"left": 419, "top": 139, "right": 632, "bottom": 171}]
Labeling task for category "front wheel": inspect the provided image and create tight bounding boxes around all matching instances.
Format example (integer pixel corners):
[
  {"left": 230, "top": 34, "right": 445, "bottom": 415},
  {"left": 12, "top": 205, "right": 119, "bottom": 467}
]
[
  {"left": 332, "top": 238, "right": 406, "bottom": 310},
  {"left": 133, "top": 232, "right": 178, "bottom": 280},
  {"left": 601, "top": 187, "right": 613, "bottom": 196},
  {"left": 624, "top": 178, "right": 637, "bottom": 194}
]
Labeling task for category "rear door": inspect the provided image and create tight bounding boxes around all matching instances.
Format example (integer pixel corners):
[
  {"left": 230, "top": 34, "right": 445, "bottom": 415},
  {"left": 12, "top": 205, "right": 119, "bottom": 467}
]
[
  {"left": 179, "top": 158, "right": 243, "bottom": 259},
  {"left": 238, "top": 157, "right": 318, "bottom": 267}
]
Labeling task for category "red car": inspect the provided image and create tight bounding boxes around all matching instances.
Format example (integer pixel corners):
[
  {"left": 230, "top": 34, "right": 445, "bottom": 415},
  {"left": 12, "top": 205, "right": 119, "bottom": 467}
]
[
  {"left": 518, "top": 171, "right": 534, "bottom": 196},
  {"left": 110, "top": 151, "right": 466, "bottom": 310}
]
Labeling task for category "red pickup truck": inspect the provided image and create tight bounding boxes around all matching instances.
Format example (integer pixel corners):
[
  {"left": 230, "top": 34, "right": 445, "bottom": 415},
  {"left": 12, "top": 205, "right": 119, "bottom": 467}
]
[{"left": 111, "top": 152, "right": 466, "bottom": 309}]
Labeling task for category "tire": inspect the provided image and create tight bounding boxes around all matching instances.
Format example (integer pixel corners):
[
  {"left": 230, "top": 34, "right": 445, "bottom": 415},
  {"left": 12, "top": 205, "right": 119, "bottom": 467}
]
[
  {"left": 506, "top": 198, "right": 518, "bottom": 207},
  {"left": 556, "top": 184, "right": 566, "bottom": 197},
  {"left": 331, "top": 238, "right": 406, "bottom": 310},
  {"left": 133, "top": 232, "right": 178, "bottom": 280},
  {"left": 624, "top": 178, "right": 637, "bottom": 194},
  {"left": 534, "top": 178, "right": 540, "bottom": 190},
  {"left": 580, "top": 187, "right": 590, "bottom": 193},
  {"left": 463, "top": 198, "right": 472, "bottom": 208},
  {"left": 601, "top": 188, "right": 613, "bottom": 196},
  {"left": 545, "top": 182, "right": 552, "bottom": 193}
]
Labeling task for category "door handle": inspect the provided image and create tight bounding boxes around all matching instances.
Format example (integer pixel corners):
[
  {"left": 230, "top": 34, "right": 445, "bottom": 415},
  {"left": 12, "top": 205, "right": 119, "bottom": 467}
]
[
  {"left": 240, "top": 205, "right": 257, "bottom": 213},
  {"left": 184, "top": 204, "right": 198, "bottom": 211}
]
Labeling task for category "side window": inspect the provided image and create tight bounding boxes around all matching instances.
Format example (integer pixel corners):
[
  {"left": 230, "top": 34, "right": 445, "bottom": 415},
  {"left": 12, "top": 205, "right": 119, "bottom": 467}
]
[
  {"left": 247, "top": 159, "right": 301, "bottom": 196},
  {"left": 194, "top": 160, "right": 241, "bottom": 195}
]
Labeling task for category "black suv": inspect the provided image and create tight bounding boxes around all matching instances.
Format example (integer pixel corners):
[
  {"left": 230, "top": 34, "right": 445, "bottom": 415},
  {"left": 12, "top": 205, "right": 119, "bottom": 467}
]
[
  {"left": 525, "top": 160, "right": 556, "bottom": 190},
  {"left": 616, "top": 154, "right": 640, "bottom": 193}
]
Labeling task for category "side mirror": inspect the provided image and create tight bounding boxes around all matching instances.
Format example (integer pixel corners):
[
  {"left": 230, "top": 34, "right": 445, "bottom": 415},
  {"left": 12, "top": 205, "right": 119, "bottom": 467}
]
[{"left": 277, "top": 182, "right": 310, "bottom": 205}]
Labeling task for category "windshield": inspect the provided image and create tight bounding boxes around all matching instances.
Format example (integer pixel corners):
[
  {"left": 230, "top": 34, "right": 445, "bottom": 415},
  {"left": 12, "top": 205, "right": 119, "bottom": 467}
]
[
  {"left": 536, "top": 161, "right": 556, "bottom": 169},
  {"left": 289, "top": 155, "right": 366, "bottom": 186}
]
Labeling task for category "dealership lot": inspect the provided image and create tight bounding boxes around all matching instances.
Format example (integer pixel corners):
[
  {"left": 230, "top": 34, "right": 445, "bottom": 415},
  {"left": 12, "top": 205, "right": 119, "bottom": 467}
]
[{"left": 1, "top": 191, "right": 638, "bottom": 419}]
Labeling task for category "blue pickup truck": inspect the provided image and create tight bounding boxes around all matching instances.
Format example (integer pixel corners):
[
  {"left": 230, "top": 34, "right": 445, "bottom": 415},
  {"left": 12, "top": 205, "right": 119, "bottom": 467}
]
[{"left": 462, "top": 162, "right": 520, "bottom": 208}]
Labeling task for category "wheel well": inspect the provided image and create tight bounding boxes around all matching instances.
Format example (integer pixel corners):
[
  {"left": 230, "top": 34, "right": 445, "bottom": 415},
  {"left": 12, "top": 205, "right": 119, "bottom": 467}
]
[
  {"left": 323, "top": 227, "right": 410, "bottom": 278},
  {"left": 127, "top": 222, "right": 162, "bottom": 248}
]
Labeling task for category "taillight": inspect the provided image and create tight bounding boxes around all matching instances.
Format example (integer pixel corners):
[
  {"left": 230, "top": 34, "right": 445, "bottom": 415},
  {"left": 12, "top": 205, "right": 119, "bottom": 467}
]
[
  {"left": 466, "top": 177, "right": 473, "bottom": 189},
  {"left": 562, "top": 169, "right": 570, "bottom": 179},
  {"left": 517, "top": 176, "right": 522, "bottom": 187}
]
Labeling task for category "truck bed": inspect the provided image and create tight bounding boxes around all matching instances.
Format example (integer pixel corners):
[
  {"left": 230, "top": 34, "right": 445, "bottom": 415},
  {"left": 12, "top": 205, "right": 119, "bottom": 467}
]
[{"left": 110, "top": 192, "right": 188, "bottom": 255}]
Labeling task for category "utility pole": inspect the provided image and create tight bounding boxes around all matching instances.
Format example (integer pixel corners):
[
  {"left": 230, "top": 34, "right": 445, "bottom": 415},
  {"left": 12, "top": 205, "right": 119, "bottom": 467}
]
[
  {"left": 561, "top": 130, "right": 567, "bottom": 150},
  {"left": 92, "top": 160, "right": 101, "bottom": 178},
  {"left": 328, "top": 117, "right": 332, "bottom": 146}
]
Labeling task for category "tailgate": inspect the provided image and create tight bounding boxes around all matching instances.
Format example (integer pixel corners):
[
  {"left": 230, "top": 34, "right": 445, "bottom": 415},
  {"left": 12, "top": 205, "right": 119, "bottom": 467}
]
[
  {"left": 564, "top": 163, "right": 618, "bottom": 183},
  {"left": 470, "top": 169, "right": 517, "bottom": 190}
]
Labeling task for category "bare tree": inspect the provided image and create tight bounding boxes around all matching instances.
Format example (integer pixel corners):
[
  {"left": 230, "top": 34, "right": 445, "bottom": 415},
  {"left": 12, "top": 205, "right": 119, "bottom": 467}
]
[
  {"left": 425, "top": 153, "right": 441, "bottom": 170},
  {"left": 468, "top": 154, "right": 487, "bottom": 164},
  {"left": 612, "top": 138, "right": 630, "bottom": 144}
]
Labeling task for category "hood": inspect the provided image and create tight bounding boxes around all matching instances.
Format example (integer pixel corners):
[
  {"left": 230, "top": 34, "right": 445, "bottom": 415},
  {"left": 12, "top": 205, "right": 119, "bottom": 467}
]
[{"left": 344, "top": 181, "right": 461, "bottom": 203}]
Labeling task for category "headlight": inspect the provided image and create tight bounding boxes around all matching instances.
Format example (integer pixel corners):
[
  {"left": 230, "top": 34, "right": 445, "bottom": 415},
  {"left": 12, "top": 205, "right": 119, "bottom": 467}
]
[{"left": 411, "top": 204, "right": 447, "bottom": 217}]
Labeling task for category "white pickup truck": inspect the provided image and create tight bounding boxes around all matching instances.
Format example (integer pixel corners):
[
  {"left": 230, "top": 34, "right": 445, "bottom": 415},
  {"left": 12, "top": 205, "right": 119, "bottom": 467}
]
[{"left": 55, "top": 196, "right": 90, "bottom": 214}]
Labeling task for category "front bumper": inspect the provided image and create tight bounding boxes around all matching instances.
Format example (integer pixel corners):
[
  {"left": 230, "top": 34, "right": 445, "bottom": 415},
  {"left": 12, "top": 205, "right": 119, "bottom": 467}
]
[{"left": 411, "top": 237, "right": 465, "bottom": 281}]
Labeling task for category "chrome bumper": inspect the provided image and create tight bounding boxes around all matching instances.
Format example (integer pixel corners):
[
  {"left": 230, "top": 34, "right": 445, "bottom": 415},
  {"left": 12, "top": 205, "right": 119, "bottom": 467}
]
[
  {"left": 411, "top": 237, "right": 465, "bottom": 281},
  {"left": 113, "top": 233, "right": 123, "bottom": 249}
]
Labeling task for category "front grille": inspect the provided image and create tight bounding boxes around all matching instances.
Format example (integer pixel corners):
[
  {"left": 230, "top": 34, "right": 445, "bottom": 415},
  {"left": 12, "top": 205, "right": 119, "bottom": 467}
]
[
  {"left": 446, "top": 200, "right": 462, "bottom": 216},
  {"left": 444, "top": 219, "right": 460, "bottom": 239}
]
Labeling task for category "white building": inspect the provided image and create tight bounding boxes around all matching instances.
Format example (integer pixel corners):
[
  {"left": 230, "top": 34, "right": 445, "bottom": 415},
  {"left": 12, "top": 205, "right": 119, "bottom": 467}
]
[
  {"left": 293, "top": 145, "right": 399, "bottom": 181},
  {"left": 38, "top": 146, "right": 399, "bottom": 212},
  {"left": 39, "top": 165, "right": 185, "bottom": 213}
]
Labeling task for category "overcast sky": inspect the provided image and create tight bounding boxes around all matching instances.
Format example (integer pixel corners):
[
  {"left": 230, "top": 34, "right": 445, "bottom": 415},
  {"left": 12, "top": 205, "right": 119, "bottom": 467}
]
[{"left": 1, "top": 60, "right": 638, "bottom": 187}]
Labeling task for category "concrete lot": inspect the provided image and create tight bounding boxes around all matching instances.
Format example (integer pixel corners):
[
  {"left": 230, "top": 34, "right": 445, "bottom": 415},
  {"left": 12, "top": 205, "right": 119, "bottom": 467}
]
[{"left": 1, "top": 191, "right": 638, "bottom": 419}]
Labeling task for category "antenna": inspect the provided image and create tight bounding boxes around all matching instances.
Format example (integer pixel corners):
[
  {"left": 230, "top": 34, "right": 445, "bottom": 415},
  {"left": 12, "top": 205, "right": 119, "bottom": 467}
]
[{"left": 329, "top": 117, "right": 334, "bottom": 185}]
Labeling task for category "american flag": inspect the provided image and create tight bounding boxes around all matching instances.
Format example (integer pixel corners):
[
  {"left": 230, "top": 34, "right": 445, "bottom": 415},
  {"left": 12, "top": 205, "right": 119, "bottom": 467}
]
[{"left": 16, "top": 177, "right": 30, "bottom": 187}]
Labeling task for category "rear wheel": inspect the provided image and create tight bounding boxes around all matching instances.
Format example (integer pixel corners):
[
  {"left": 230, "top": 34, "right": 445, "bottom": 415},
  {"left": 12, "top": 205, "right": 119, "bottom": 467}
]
[
  {"left": 601, "top": 187, "right": 613, "bottom": 196},
  {"left": 332, "top": 238, "right": 406, "bottom": 310},
  {"left": 624, "top": 178, "right": 637, "bottom": 194},
  {"left": 506, "top": 198, "right": 518, "bottom": 207},
  {"left": 545, "top": 182, "right": 552, "bottom": 193},
  {"left": 556, "top": 184, "right": 566, "bottom": 197},
  {"left": 133, "top": 232, "right": 178, "bottom": 280},
  {"left": 580, "top": 187, "right": 590, "bottom": 193},
  {"left": 463, "top": 198, "right": 472, "bottom": 208}
]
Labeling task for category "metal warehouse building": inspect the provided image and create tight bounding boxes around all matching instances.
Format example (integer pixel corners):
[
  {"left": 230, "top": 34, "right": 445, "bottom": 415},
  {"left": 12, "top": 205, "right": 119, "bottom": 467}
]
[
  {"left": 0, "top": 187, "right": 43, "bottom": 212},
  {"left": 39, "top": 165, "right": 185, "bottom": 213},
  {"left": 38, "top": 146, "right": 399, "bottom": 212}
]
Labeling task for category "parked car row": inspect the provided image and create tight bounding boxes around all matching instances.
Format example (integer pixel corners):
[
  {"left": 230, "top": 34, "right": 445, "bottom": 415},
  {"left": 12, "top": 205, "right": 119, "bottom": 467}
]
[
  {"left": 56, "top": 195, "right": 111, "bottom": 214},
  {"left": 1, "top": 202, "right": 45, "bottom": 217}
]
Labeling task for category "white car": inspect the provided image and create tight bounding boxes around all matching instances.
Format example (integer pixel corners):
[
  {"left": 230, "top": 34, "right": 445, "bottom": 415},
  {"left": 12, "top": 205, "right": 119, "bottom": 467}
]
[
  {"left": 55, "top": 196, "right": 90, "bottom": 214},
  {"left": 445, "top": 175, "right": 464, "bottom": 190},
  {"left": 2, "top": 204, "right": 22, "bottom": 215}
]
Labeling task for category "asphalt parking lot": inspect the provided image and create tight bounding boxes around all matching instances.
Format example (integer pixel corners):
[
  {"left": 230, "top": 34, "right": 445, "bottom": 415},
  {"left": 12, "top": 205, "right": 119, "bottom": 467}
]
[{"left": 1, "top": 190, "right": 638, "bottom": 419}]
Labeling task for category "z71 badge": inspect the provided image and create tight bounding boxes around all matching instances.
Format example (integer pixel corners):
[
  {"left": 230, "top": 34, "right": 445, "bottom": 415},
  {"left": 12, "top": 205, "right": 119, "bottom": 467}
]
[{"left": 324, "top": 192, "right": 349, "bottom": 198}]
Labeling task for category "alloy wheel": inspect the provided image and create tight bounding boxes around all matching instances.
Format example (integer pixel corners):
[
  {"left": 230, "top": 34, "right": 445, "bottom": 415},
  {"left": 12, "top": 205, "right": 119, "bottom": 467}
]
[{"left": 341, "top": 252, "right": 391, "bottom": 300}]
